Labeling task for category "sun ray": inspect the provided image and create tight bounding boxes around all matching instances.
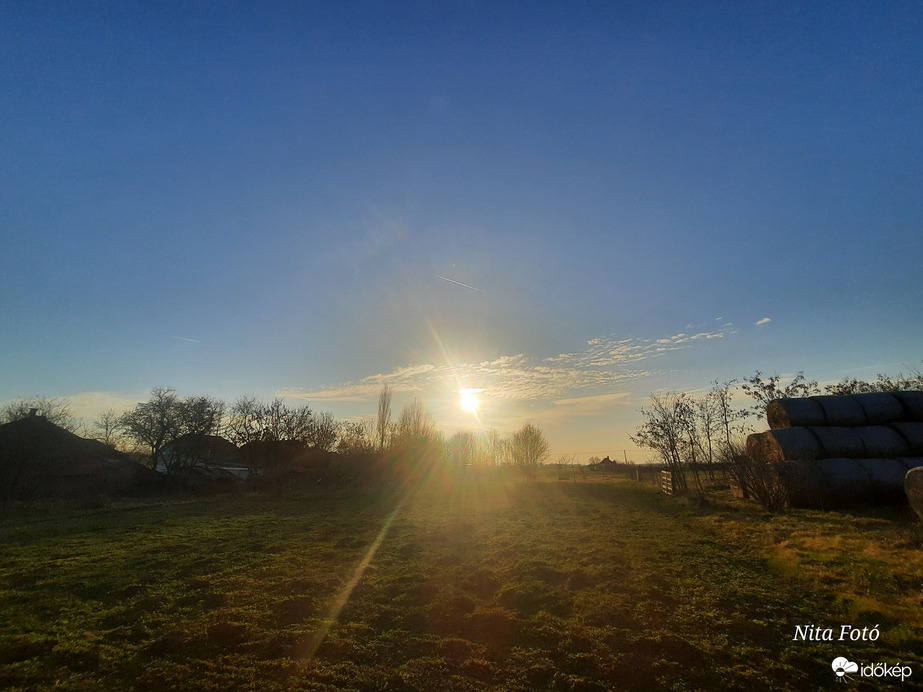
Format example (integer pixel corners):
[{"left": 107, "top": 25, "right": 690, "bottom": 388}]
[{"left": 295, "top": 495, "right": 406, "bottom": 660}]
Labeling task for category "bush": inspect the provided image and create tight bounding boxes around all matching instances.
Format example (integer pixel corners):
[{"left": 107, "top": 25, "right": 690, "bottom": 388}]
[{"left": 724, "top": 441, "right": 789, "bottom": 512}]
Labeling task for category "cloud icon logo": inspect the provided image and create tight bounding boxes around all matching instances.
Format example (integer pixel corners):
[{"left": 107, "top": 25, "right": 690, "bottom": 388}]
[{"left": 832, "top": 657, "right": 859, "bottom": 681}]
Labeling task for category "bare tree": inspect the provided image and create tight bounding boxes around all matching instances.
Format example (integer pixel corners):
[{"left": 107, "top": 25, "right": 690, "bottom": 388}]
[
  {"left": 509, "top": 423, "right": 550, "bottom": 479},
  {"left": 740, "top": 371, "right": 819, "bottom": 423},
  {"left": 226, "top": 396, "right": 317, "bottom": 446},
  {"left": 497, "top": 436, "right": 512, "bottom": 466},
  {"left": 824, "top": 365, "right": 923, "bottom": 395},
  {"left": 310, "top": 411, "right": 339, "bottom": 452},
  {"left": 743, "top": 366, "right": 922, "bottom": 407},
  {"left": 556, "top": 454, "right": 578, "bottom": 481},
  {"left": 394, "top": 400, "right": 438, "bottom": 446},
  {"left": 389, "top": 399, "right": 442, "bottom": 484},
  {"left": 483, "top": 428, "right": 504, "bottom": 467},
  {"left": 377, "top": 385, "right": 392, "bottom": 452},
  {"left": 362, "top": 416, "right": 377, "bottom": 450},
  {"left": 1, "top": 396, "right": 78, "bottom": 432},
  {"left": 92, "top": 408, "right": 123, "bottom": 448},
  {"left": 260, "top": 399, "right": 311, "bottom": 442},
  {"left": 119, "top": 387, "right": 182, "bottom": 470},
  {"left": 225, "top": 395, "right": 264, "bottom": 446},
  {"left": 337, "top": 418, "right": 376, "bottom": 454},
  {"left": 167, "top": 395, "right": 225, "bottom": 474},
  {"left": 710, "top": 379, "right": 746, "bottom": 447},
  {"left": 179, "top": 396, "right": 225, "bottom": 437},
  {"left": 693, "top": 381, "right": 745, "bottom": 481},
  {"left": 446, "top": 430, "right": 478, "bottom": 470},
  {"left": 119, "top": 388, "right": 224, "bottom": 473},
  {"left": 631, "top": 392, "right": 695, "bottom": 494}
]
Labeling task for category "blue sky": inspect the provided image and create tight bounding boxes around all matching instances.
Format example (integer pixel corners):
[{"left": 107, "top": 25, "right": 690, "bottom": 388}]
[{"left": 2, "top": 1, "right": 921, "bottom": 459}]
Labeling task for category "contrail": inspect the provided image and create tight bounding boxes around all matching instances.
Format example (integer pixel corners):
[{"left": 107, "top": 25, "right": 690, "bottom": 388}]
[
  {"left": 435, "top": 275, "right": 487, "bottom": 293},
  {"left": 171, "top": 336, "right": 200, "bottom": 343}
]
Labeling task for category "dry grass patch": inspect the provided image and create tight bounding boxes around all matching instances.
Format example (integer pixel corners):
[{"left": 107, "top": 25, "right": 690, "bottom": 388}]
[{"left": 701, "top": 492, "right": 923, "bottom": 650}]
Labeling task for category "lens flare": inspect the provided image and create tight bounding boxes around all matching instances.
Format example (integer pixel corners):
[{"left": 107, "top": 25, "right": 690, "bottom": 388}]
[{"left": 460, "top": 390, "right": 479, "bottom": 412}]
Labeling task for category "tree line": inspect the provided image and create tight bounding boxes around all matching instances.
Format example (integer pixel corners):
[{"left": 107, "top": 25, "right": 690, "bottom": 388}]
[
  {"left": 0, "top": 385, "right": 552, "bottom": 480},
  {"left": 365, "top": 385, "right": 550, "bottom": 479}
]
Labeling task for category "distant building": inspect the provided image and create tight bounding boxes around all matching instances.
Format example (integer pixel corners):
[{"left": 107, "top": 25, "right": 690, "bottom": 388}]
[
  {"left": 238, "top": 439, "right": 307, "bottom": 477},
  {"left": 159, "top": 434, "right": 248, "bottom": 480},
  {"left": 0, "top": 413, "right": 158, "bottom": 499},
  {"left": 589, "top": 456, "right": 620, "bottom": 472}
]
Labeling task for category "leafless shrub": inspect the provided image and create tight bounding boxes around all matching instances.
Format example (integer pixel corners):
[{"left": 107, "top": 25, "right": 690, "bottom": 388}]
[{"left": 723, "top": 440, "right": 789, "bottom": 513}]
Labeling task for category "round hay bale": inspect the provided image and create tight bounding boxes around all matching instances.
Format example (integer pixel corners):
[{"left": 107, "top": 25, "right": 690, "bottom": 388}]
[
  {"left": 780, "top": 458, "right": 872, "bottom": 507},
  {"left": 784, "top": 457, "right": 922, "bottom": 508},
  {"left": 855, "top": 457, "right": 920, "bottom": 489},
  {"left": 746, "top": 432, "right": 771, "bottom": 460},
  {"left": 853, "top": 392, "right": 906, "bottom": 425},
  {"left": 810, "top": 426, "right": 866, "bottom": 458},
  {"left": 821, "top": 458, "right": 881, "bottom": 496},
  {"left": 747, "top": 428, "right": 823, "bottom": 462},
  {"left": 895, "top": 391, "right": 923, "bottom": 422},
  {"left": 814, "top": 395, "right": 868, "bottom": 427},
  {"left": 766, "top": 398, "right": 826, "bottom": 429},
  {"left": 890, "top": 422, "right": 923, "bottom": 456},
  {"left": 905, "top": 466, "right": 923, "bottom": 522},
  {"left": 857, "top": 425, "right": 911, "bottom": 457},
  {"left": 779, "top": 460, "right": 826, "bottom": 507}
]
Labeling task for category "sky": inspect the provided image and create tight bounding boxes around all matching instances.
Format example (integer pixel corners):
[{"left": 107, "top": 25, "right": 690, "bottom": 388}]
[{"left": 2, "top": 1, "right": 921, "bottom": 461}]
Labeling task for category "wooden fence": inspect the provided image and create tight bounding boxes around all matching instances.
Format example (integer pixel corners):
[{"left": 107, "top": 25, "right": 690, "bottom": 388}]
[{"left": 661, "top": 470, "right": 673, "bottom": 495}]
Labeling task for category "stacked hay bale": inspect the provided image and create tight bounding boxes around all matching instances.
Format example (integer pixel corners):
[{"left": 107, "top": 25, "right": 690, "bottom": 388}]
[{"left": 745, "top": 392, "right": 923, "bottom": 508}]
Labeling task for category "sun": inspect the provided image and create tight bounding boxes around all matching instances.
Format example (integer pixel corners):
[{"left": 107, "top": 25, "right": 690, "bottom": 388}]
[{"left": 460, "top": 390, "right": 480, "bottom": 413}]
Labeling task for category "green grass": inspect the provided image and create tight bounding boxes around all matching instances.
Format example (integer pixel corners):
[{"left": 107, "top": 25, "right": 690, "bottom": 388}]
[{"left": 1, "top": 471, "right": 921, "bottom": 690}]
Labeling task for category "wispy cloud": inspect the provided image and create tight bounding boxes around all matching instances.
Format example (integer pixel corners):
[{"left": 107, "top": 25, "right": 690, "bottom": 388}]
[
  {"left": 549, "top": 392, "right": 633, "bottom": 420},
  {"left": 279, "top": 355, "right": 648, "bottom": 403},
  {"left": 553, "top": 392, "right": 631, "bottom": 408},
  {"left": 281, "top": 324, "right": 735, "bottom": 404},
  {"left": 755, "top": 317, "right": 772, "bottom": 326},
  {"left": 546, "top": 325, "right": 736, "bottom": 368}
]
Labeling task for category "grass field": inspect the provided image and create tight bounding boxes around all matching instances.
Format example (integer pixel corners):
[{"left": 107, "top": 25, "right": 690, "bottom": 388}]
[{"left": 1, "top": 470, "right": 921, "bottom": 691}]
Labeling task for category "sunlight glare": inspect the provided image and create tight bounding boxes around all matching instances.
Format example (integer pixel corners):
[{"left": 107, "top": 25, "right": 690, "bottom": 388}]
[{"left": 460, "top": 390, "right": 480, "bottom": 413}]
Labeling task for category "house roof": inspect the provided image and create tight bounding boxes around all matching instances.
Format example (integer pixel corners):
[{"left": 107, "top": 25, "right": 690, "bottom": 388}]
[
  {"left": 0, "top": 415, "right": 126, "bottom": 467},
  {"left": 239, "top": 439, "right": 307, "bottom": 466},
  {"left": 164, "top": 433, "right": 240, "bottom": 465}
]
